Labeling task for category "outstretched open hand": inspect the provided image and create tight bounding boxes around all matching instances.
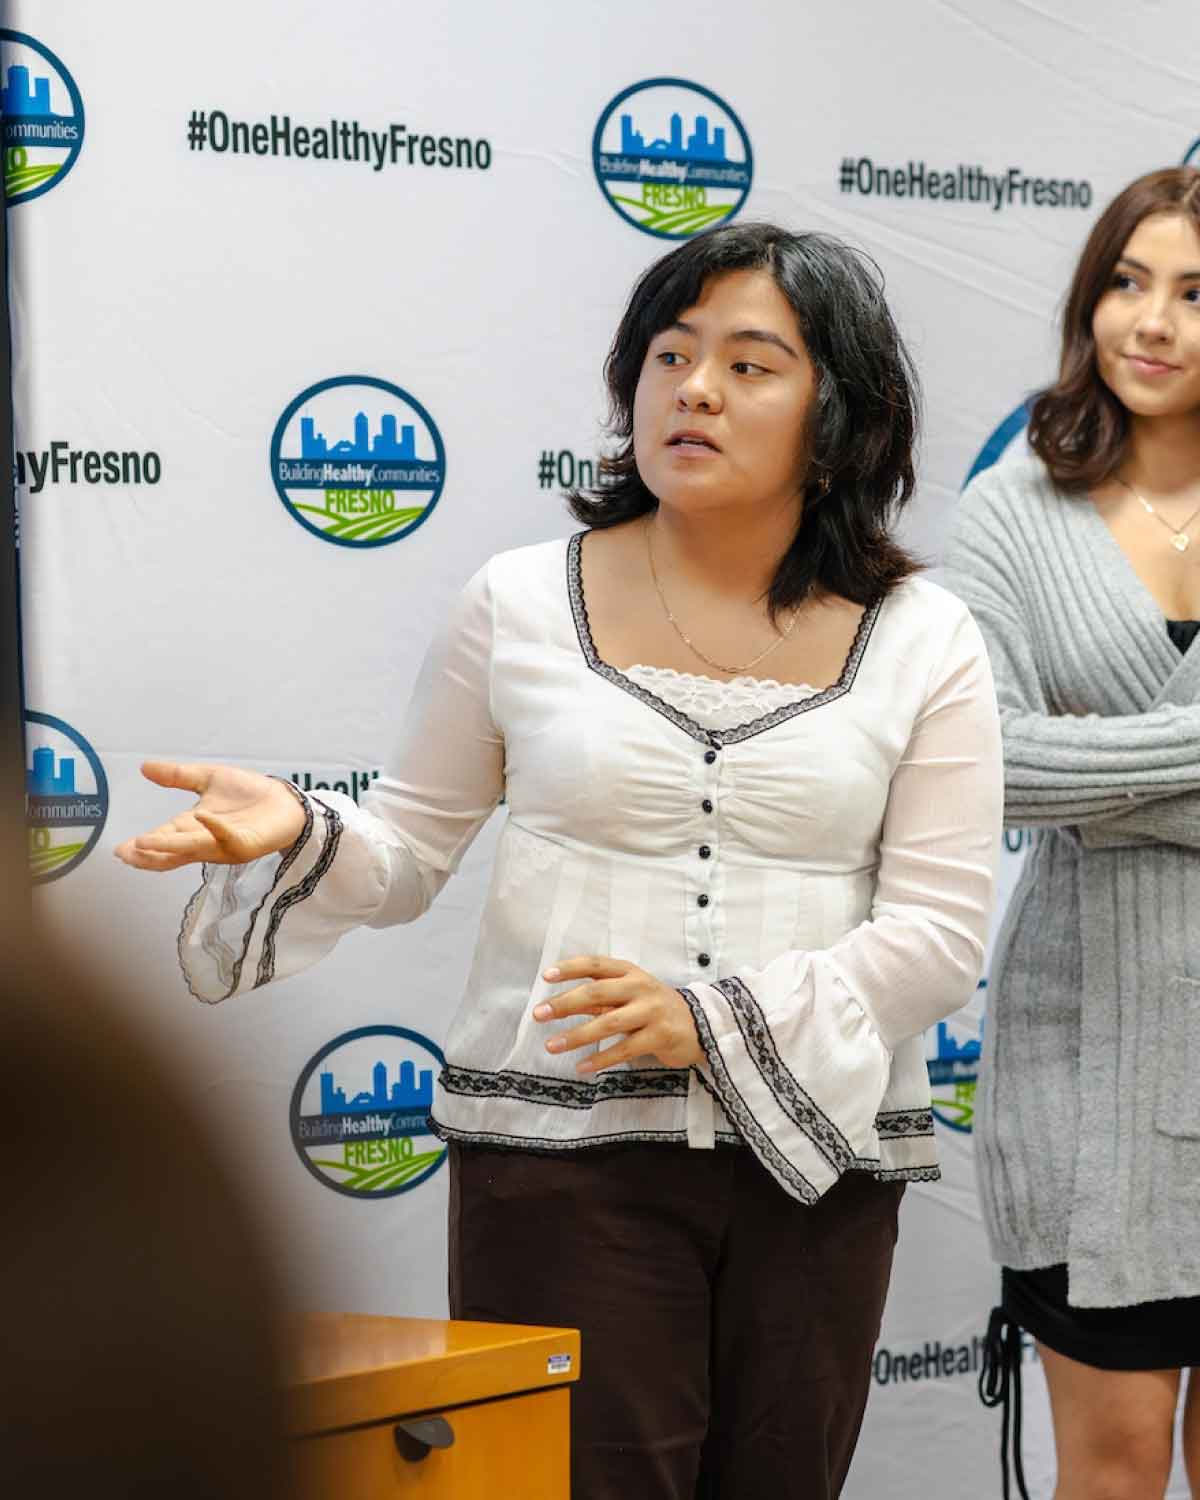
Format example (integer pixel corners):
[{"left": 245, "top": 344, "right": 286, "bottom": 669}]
[{"left": 114, "top": 761, "right": 308, "bottom": 872}]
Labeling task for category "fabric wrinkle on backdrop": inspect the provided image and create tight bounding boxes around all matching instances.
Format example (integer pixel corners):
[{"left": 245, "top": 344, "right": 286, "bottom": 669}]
[{"left": 12, "top": 2, "right": 1200, "bottom": 1495}]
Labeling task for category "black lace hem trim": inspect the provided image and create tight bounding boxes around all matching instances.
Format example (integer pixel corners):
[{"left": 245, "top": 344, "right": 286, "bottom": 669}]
[
  {"left": 431, "top": 1120, "right": 743, "bottom": 1151},
  {"left": 876, "top": 1107, "right": 934, "bottom": 1140},
  {"left": 440, "top": 1062, "right": 689, "bottom": 1110},
  {"left": 431, "top": 1121, "right": 937, "bottom": 1182}
]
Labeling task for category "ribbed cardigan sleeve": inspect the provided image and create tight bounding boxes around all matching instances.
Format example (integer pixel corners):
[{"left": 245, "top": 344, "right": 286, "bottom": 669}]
[
  {"left": 940, "top": 469, "right": 1200, "bottom": 827},
  {"left": 1078, "top": 791, "right": 1200, "bottom": 850}
]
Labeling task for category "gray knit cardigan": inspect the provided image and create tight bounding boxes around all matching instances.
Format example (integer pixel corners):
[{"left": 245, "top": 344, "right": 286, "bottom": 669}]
[{"left": 942, "top": 451, "right": 1200, "bottom": 1309}]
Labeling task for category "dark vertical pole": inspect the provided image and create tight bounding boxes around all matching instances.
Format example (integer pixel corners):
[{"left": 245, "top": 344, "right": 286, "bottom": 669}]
[{"left": 0, "top": 174, "right": 29, "bottom": 920}]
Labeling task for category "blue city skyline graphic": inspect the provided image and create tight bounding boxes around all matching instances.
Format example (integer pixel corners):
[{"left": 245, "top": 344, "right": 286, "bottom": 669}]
[
  {"left": 298, "top": 410, "right": 418, "bottom": 461},
  {"left": 619, "top": 110, "right": 735, "bottom": 164},
  {"left": 932, "top": 1021, "right": 980, "bottom": 1063},
  {"left": 318, "top": 1057, "right": 434, "bottom": 1116},
  {"left": 593, "top": 80, "right": 754, "bottom": 241},
  {"left": 0, "top": 63, "right": 51, "bottom": 116},
  {"left": 928, "top": 1020, "right": 981, "bottom": 1132},
  {"left": 26, "top": 744, "right": 76, "bottom": 797}
]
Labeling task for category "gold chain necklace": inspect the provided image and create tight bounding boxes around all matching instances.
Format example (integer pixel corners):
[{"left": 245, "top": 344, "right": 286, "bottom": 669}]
[
  {"left": 1116, "top": 477, "right": 1200, "bottom": 554},
  {"left": 644, "top": 520, "right": 798, "bottom": 675}
]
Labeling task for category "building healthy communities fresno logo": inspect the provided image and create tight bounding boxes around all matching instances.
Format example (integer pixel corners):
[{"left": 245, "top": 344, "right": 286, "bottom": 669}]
[
  {"left": 592, "top": 78, "right": 752, "bottom": 239},
  {"left": 25, "top": 712, "right": 108, "bottom": 882},
  {"left": 290, "top": 1025, "right": 448, "bottom": 1198},
  {"left": 271, "top": 376, "right": 445, "bottom": 547},
  {"left": 0, "top": 31, "right": 84, "bottom": 204}
]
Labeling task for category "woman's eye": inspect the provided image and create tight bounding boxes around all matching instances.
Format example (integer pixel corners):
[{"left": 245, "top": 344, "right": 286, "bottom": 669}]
[
  {"left": 1112, "top": 272, "right": 1138, "bottom": 292},
  {"left": 732, "top": 360, "right": 766, "bottom": 375},
  {"left": 657, "top": 351, "right": 684, "bottom": 366},
  {"left": 1185, "top": 286, "right": 1200, "bottom": 305}
]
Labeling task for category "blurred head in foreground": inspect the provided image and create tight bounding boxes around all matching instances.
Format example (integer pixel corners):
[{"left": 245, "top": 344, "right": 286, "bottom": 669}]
[{"left": 2, "top": 929, "right": 292, "bottom": 1498}]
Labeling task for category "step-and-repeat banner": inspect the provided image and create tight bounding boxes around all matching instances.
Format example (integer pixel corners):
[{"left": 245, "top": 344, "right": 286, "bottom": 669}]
[{"left": 14, "top": 3, "right": 1200, "bottom": 1494}]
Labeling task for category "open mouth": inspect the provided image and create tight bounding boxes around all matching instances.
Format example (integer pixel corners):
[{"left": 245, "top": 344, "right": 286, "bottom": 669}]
[{"left": 667, "top": 432, "right": 720, "bottom": 451}]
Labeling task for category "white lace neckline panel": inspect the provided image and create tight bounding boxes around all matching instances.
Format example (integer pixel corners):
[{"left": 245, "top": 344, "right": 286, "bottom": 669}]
[{"left": 623, "top": 663, "right": 821, "bottom": 732}]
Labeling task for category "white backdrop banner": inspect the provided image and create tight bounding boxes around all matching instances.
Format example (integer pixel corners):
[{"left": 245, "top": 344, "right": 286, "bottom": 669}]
[{"left": 13, "top": 3, "right": 1200, "bottom": 1494}]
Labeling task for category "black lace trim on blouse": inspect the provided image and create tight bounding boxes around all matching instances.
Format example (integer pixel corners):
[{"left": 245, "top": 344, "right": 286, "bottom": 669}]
[
  {"left": 678, "top": 987, "right": 821, "bottom": 1202},
  {"left": 255, "top": 796, "right": 344, "bottom": 988},
  {"left": 876, "top": 1107, "right": 935, "bottom": 1140},
  {"left": 177, "top": 780, "right": 316, "bottom": 1004},
  {"left": 440, "top": 1063, "right": 689, "bottom": 1110},
  {"left": 712, "top": 975, "right": 855, "bottom": 1174},
  {"left": 566, "top": 531, "right": 883, "bottom": 748}
]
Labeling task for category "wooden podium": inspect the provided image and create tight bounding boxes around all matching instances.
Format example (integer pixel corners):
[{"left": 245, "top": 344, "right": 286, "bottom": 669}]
[{"left": 285, "top": 1313, "right": 581, "bottom": 1497}]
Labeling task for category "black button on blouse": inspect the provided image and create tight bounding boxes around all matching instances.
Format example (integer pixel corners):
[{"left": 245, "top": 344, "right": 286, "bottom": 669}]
[
  {"left": 698, "top": 845, "right": 712, "bottom": 860},
  {"left": 701, "top": 799, "right": 714, "bottom": 814},
  {"left": 697, "top": 894, "right": 710, "bottom": 908},
  {"left": 704, "top": 749, "right": 717, "bottom": 764}
]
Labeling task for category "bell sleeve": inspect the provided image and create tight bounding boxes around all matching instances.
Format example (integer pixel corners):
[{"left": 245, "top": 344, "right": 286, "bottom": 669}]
[
  {"left": 678, "top": 605, "right": 1003, "bottom": 1203},
  {"left": 177, "top": 561, "right": 505, "bottom": 1002}
]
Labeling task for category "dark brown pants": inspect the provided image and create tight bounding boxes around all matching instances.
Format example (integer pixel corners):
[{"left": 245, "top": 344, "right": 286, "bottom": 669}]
[{"left": 448, "top": 1141, "right": 902, "bottom": 1499}]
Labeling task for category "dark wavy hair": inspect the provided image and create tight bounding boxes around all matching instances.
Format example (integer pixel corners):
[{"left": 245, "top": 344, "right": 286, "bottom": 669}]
[
  {"left": 567, "top": 221, "right": 921, "bottom": 616},
  {"left": 1029, "top": 166, "right": 1200, "bottom": 491}
]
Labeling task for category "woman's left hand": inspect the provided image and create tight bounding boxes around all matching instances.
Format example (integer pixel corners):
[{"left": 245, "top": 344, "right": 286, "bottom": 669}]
[{"left": 533, "top": 956, "right": 705, "bottom": 1075}]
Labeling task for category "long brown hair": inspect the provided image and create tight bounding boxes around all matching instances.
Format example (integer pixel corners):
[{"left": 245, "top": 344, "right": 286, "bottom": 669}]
[{"left": 1029, "top": 166, "right": 1200, "bottom": 491}]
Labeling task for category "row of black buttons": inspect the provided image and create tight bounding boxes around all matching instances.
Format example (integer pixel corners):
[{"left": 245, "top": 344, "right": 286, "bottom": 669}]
[{"left": 697, "top": 743, "right": 719, "bottom": 972}]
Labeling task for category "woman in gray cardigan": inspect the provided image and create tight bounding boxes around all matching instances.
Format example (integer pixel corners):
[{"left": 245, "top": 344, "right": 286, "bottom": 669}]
[{"left": 944, "top": 165, "right": 1200, "bottom": 1500}]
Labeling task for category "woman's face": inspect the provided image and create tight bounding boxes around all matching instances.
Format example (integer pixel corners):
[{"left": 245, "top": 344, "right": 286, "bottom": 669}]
[
  {"left": 1092, "top": 212, "right": 1200, "bottom": 421},
  {"left": 632, "top": 269, "right": 817, "bottom": 519}
]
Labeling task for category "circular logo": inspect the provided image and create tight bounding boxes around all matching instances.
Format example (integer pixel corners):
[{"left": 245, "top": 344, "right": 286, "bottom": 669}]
[
  {"left": 0, "top": 31, "right": 84, "bottom": 205},
  {"left": 963, "top": 400, "right": 1031, "bottom": 488},
  {"left": 592, "top": 78, "right": 753, "bottom": 240},
  {"left": 290, "top": 1025, "right": 448, "bottom": 1198},
  {"left": 25, "top": 712, "right": 108, "bottom": 883},
  {"left": 270, "top": 376, "right": 446, "bottom": 548}
]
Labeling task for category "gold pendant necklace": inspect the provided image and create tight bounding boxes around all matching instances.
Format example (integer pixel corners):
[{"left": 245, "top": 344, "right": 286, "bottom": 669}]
[
  {"left": 644, "top": 520, "right": 798, "bottom": 676},
  {"left": 1116, "top": 477, "right": 1200, "bottom": 554}
]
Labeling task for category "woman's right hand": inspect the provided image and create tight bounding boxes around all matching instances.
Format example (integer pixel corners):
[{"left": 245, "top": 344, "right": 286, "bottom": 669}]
[{"left": 114, "top": 761, "right": 309, "bottom": 872}]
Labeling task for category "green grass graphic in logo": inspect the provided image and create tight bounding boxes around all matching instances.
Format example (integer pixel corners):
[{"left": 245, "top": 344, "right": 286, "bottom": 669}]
[
  {"left": 931, "top": 1080, "right": 977, "bottom": 1132},
  {"left": 311, "top": 1145, "right": 447, "bottom": 1194},
  {"left": 292, "top": 499, "right": 426, "bottom": 543},
  {"left": 29, "top": 837, "right": 85, "bottom": 879},
  {"left": 290, "top": 1024, "right": 449, "bottom": 1198},
  {"left": 610, "top": 194, "right": 734, "bottom": 236},
  {"left": 6, "top": 148, "right": 58, "bottom": 198}
]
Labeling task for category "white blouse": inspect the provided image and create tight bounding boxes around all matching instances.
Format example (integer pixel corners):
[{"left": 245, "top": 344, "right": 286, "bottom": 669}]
[{"left": 180, "top": 534, "right": 1003, "bottom": 1205}]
